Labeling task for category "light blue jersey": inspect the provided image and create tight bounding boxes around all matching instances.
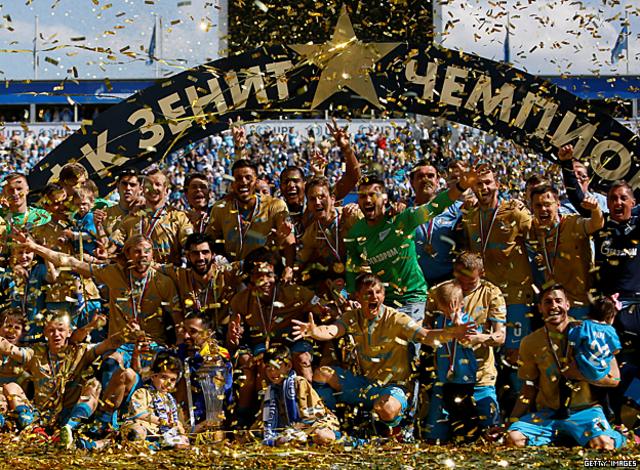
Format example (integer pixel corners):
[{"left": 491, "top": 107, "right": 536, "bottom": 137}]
[
  {"left": 435, "top": 311, "right": 478, "bottom": 384},
  {"left": 568, "top": 320, "right": 621, "bottom": 381}
]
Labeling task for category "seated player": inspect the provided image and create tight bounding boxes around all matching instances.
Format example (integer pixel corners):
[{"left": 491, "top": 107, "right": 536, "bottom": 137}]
[
  {"left": 0, "top": 311, "right": 122, "bottom": 448},
  {"left": 122, "top": 353, "right": 189, "bottom": 450},
  {"left": 292, "top": 274, "right": 473, "bottom": 432},
  {"left": 261, "top": 344, "right": 339, "bottom": 446},
  {"left": 227, "top": 247, "right": 331, "bottom": 427},
  {"left": 507, "top": 285, "right": 625, "bottom": 450}
]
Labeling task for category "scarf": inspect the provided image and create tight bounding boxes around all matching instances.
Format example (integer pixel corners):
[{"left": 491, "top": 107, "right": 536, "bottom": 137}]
[
  {"left": 262, "top": 370, "right": 300, "bottom": 446},
  {"left": 149, "top": 384, "right": 180, "bottom": 434}
]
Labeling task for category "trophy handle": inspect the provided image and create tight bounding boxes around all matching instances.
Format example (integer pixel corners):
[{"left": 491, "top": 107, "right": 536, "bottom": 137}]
[{"left": 183, "top": 357, "right": 196, "bottom": 433}]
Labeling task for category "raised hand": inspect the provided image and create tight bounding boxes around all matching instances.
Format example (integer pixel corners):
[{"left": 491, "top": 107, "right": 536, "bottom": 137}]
[
  {"left": 11, "top": 229, "right": 36, "bottom": 251},
  {"left": 446, "top": 321, "right": 477, "bottom": 340},
  {"left": 274, "top": 218, "right": 294, "bottom": 245},
  {"left": 310, "top": 148, "right": 328, "bottom": 177},
  {"left": 326, "top": 117, "right": 350, "bottom": 150},
  {"left": 93, "top": 209, "right": 107, "bottom": 228},
  {"left": 291, "top": 313, "right": 317, "bottom": 341},
  {"left": 455, "top": 162, "right": 489, "bottom": 191},
  {"left": 229, "top": 117, "right": 247, "bottom": 150},
  {"left": 558, "top": 144, "right": 574, "bottom": 161},
  {"left": 581, "top": 195, "right": 599, "bottom": 212}
]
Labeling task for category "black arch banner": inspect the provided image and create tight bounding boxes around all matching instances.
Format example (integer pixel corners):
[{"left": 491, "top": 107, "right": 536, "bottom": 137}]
[{"left": 29, "top": 24, "right": 640, "bottom": 196}]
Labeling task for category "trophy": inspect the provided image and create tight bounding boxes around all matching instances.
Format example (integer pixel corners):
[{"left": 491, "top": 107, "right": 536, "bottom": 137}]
[{"left": 184, "top": 353, "right": 227, "bottom": 433}]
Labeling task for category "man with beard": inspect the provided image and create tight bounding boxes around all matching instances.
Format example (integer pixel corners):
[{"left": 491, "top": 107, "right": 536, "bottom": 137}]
[
  {"left": 94, "top": 169, "right": 144, "bottom": 236},
  {"left": 298, "top": 177, "right": 361, "bottom": 297},
  {"left": 460, "top": 168, "right": 533, "bottom": 363},
  {"left": 0, "top": 172, "right": 50, "bottom": 254},
  {"left": 560, "top": 170, "right": 640, "bottom": 421},
  {"left": 113, "top": 169, "right": 193, "bottom": 266},
  {"left": 160, "top": 233, "right": 238, "bottom": 343},
  {"left": 411, "top": 160, "right": 465, "bottom": 286},
  {"left": 527, "top": 184, "right": 603, "bottom": 319},
  {"left": 15, "top": 233, "right": 182, "bottom": 399},
  {"left": 507, "top": 285, "right": 625, "bottom": 450},
  {"left": 184, "top": 172, "right": 212, "bottom": 233},
  {"left": 293, "top": 274, "right": 474, "bottom": 432},
  {"left": 206, "top": 159, "right": 295, "bottom": 263},
  {"left": 346, "top": 164, "right": 476, "bottom": 323}
]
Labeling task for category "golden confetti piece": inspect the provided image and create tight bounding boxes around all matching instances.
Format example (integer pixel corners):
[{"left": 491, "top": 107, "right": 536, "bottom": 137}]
[{"left": 44, "top": 56, "right": 59, "bottom": 66}]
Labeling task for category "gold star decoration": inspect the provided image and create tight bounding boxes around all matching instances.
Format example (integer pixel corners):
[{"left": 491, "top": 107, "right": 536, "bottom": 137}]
[{"left": 289, "top": 5, "right": 400, "bottom": 109}]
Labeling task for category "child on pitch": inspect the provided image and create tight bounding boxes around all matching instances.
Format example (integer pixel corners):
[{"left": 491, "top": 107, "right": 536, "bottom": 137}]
[
  {"left": 122, "top": 353, "right": 189, "bottom": 449},
  {"left": 431, "top": 282, "right": 483, "bottom": 443},
  {"left": 0, "top": 244, "right": 48, "bottom": 343},
  {"left": 0, "top": 309, "right": 30, "bottom": 429},
  {"left": 66, "top": 180, "right": 107, "bottom": 259},
  {"left": 0, "top": 311, "right": 122, "bottom": 448},
  {"left": 261, "top": 344, "right": 339, "bottom": 446},
  {"left": 568, "top": 297, "right": 621, "bottom": 383}
]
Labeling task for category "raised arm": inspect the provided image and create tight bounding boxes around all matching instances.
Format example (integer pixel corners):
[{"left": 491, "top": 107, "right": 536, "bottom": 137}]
[
  {"left": 558, "top": 145, "right": 590, "bottom": 217},
  {"left": 414, "top": 321, "right": 476, "bottom": 348},
  {"left": 15, "top": 231, "right": 93, "bottom": 278},
  {"left": 292, "top": 313, "right": 346, "bottom": 342},
  {"left": 229, "top": 117, "right": 247, "bottom": 160},
  {"left": 581, "top": 195, "right": 605, "bottom": 234},
  {"left": 328, "top": 119, "right": 362, "bottom": 201},
  {"left": 0, "top": 337, "right": 32, "bottom": 364}
]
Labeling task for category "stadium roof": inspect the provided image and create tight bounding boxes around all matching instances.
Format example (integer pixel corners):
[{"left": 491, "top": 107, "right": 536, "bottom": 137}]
[{"left": 0, "top": 75, "right": 638, "bottom": 105}]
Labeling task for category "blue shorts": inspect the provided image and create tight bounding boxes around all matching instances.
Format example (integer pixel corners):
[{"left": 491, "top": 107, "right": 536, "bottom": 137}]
[
  {"left": 425, "top": 384, "right": 500, "bottom": 441},
  {"left": 474, "top": 385, "right": 501, "bottom": 428},
  {"left": 508, "top": 406, "right": 626, "bottom": 448},
  {"left": 332, "top": 366, "right": 407, "bottom": 426},
  {"left": 505, "top": 303, "right": 531, "bottom": 349}
]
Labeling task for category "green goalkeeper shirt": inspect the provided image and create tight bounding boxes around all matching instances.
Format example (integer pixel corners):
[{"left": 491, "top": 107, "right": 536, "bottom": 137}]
[{"left": 346, "top": 190, "right": 454, "bottom": 305}]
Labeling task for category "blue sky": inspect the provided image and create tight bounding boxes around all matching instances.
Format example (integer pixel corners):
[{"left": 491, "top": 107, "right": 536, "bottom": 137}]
[{"left": 0, "top": 0, "right": 637, "bottom": 80}]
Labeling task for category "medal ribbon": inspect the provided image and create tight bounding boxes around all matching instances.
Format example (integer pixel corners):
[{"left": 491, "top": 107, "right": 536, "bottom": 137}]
[
  {"left": 542, "top": 219, "right": 562, "bottom": 277},
  {"left": 190, "top": 272, "right": 213, "bottom": 312},
  {"left": 235, "top": 198, "right": 260, "bottom": 256},
  {"left": 317, "top": 209, "right": 340, "bottom": 260},
  {"left": 142, "top": 206, "right": 166, "bottom": 238},
  {"left": 129, "top": 270, "right": 151, "bottom": 322},
  {"left": 478, "top": 206, "right": 499, "bottom": 256},
  {"left": 257, "top": 285, "right": 278, "bottom": 339}
]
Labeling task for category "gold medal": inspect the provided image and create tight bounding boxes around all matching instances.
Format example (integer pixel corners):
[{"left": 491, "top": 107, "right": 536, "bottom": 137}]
[
  {"left": 333, "top": 262, "right": 345, "bottom": 273},
  {"left": 424, "top": 244, "right": 435, "bottom": 256},
  {"left": 446, "top": 369, "right": 454, "bottom": 381}
]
